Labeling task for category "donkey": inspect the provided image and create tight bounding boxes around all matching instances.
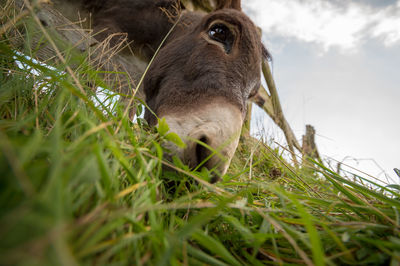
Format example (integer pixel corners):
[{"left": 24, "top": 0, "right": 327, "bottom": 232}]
[{"left": 65, "top": 0, "right": 266, "bottom": 182}]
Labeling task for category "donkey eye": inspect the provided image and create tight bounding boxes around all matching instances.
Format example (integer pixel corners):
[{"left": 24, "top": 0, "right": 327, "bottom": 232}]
[
  {"left": 209, "top": 24, "right": 229, "bottom": 42},
  {"left": 208, "top": 23, "right": 234, "bottom": 53}
]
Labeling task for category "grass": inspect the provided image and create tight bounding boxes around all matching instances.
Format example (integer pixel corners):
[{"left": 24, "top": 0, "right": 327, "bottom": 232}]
[{"left": 1, "top": 4, "right": 400, "bottom": 266}]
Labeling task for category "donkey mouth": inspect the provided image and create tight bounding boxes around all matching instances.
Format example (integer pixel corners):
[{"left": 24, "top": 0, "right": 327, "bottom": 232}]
[{"left": 158, "top": 98, "right": 244, "bottom": 182}]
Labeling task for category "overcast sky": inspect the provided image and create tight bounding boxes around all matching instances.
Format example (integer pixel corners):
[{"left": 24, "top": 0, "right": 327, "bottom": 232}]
[{"left": 243, "top": 0, "right": 400, "bottom": 183}]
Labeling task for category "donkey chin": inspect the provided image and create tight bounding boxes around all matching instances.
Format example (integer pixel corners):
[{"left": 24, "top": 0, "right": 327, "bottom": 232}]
[{"left": 157, "top": 98, "right": 244, "bottom": 183}]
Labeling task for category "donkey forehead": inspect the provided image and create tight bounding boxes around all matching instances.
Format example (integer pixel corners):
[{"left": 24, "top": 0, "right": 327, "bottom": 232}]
[{"left": 159, "top": 9, "right": 263, "bottom": 91}]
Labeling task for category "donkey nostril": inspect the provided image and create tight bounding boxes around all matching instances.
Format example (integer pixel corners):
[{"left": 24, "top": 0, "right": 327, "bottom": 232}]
[{"left": 195, "top": 136, "right": 211, "bottom": 166}]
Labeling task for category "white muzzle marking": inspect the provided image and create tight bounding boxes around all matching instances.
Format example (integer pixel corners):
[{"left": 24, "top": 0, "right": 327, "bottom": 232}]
[{"left": 159, "top": 100, "right": 243, "bottom": 179}]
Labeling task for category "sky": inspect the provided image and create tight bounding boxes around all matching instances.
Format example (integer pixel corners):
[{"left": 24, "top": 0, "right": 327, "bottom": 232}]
[{"left": 243, "top": 0, "right": 400, "bottom": 183}]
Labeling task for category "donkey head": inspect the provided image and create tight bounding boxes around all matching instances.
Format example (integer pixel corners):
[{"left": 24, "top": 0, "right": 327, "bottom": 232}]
[{"left": 144, "top": 5, "right": 263, "bottom": 181}]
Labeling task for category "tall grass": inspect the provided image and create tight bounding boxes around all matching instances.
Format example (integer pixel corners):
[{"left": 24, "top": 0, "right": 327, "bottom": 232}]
[{"left": 1, "top": 5, "right": 400, "bottom": 266}]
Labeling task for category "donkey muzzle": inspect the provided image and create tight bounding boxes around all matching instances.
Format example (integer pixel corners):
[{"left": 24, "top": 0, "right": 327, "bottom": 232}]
[{"left": 159, "top": 99, "right": 243, "bottom": 182}]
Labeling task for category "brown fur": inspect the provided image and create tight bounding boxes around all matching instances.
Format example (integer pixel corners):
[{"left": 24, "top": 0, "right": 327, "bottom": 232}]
[
  {"left": 79, "top": 0, "right": 181, "bottom": 60},
  {"left": 215, "top": 0, "right": 241, "bottom": 10},
  {"left": 143, "top": 9, "right": 262, "bottom": 125},
  {"left": 76, "top": 0, "right": 266, "bottom": 175}
]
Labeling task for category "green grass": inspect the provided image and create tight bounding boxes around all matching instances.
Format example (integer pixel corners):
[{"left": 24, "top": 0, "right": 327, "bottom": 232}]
[{"left": 1, "top": 8, "right": 400, "bottom": 266}]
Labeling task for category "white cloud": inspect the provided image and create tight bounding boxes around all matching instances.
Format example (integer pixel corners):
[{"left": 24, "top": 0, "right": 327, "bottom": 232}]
[
  {"left": 243, "top": 0, "right": 400, "bottom": 52},
  {"left": 372, "top": 2, "right": 400, "bottom": 46}
]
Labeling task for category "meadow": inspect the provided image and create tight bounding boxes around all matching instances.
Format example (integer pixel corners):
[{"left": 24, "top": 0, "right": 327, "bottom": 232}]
[{"left": 1, "top": 2, "right": 400, "bottom": 265}]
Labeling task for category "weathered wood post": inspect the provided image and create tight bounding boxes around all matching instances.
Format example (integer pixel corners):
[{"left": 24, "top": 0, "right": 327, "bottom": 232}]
[{"left": 301, "top": 124, "right": 321, "bottom": 166}]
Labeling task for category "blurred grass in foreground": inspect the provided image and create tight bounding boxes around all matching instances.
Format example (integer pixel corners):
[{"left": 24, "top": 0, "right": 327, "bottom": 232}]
[{"left": 1, "top": 5, "right": 400, "bottom": 266}]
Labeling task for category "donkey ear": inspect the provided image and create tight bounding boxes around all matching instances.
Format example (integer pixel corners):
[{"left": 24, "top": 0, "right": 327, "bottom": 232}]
[{"left": 215, "top": 0, "right": 241, "bottom": 11}]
